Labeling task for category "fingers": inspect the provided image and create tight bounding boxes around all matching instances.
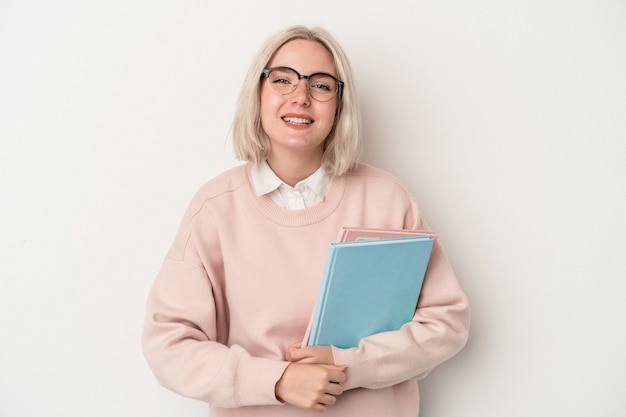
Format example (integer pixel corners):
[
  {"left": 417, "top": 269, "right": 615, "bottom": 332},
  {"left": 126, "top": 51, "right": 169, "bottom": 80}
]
[
  {"left": 275, "top": 363, "right": 347, "bottom": 412},
  {"left": 287, "top": 346, "right": 315, "bottom": 362},
  {"left": 315, "top": 392, "right": 339, "bottom": 411},
  {"left": 287, "top": 345, "right": 336, "bottom": 365},
  {"left": 325, "top": 381, "right": 345, "bottom": 397},
  {"left": 323, "top": 364, "right": 348, "bottom": 385},
  {"left": 287, "top": 341, "right": 302, "bottom": 351}
]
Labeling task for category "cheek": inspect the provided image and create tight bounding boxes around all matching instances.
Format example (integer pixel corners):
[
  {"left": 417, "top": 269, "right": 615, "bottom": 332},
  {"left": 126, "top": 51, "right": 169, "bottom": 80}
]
[
  {"left": 318, "top": 104, "right": 338, "bottom": 133},
  {"left": 259, "top": 91, "right": 275, "bottom": 128},
  {"left": 260, "top": 88, "right": 281, "bottom": 120}
]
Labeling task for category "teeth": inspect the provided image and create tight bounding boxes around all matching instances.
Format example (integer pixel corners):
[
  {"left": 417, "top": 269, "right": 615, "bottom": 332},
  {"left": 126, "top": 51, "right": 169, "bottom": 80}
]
[{"left": 282, "top": 117, "right": 312, "bottom": 125}]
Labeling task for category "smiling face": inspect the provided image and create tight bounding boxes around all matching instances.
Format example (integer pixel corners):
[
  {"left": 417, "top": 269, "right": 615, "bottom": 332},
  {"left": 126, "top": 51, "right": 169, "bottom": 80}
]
[{"left": 260, "top": 39, "right": 339, "bottom": 167}]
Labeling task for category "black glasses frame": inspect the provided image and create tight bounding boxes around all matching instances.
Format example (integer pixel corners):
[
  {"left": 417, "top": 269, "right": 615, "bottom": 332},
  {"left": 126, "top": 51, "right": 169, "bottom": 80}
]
[{"left": 261, "top": 66, "right": 344, "bottom": 101}]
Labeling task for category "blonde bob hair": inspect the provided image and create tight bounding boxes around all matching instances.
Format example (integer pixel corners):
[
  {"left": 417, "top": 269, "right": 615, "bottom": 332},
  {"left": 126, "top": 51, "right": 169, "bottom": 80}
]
[{"left": 232, "top": 25, "right": 362, "bottom": 177}]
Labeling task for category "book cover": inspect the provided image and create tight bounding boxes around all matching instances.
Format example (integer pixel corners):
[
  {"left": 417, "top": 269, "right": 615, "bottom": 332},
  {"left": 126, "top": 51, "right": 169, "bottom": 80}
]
[{"left": 305, "top": 235, "right": 434, "bottom": 349}]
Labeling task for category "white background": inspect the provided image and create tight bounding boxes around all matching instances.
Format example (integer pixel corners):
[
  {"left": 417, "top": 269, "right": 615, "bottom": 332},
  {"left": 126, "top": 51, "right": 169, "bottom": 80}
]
[{"left": 1, "top": 1, "right": 625, "bottom": 416}]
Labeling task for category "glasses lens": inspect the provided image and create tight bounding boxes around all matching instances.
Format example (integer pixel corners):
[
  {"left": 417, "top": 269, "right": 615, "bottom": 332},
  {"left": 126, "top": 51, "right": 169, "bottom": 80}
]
[
  {"left": 264, "top": 68, "right": 340, "bottom": 102},
  {"left": 308, "top": 74, "right": 338, "bottom": 102},
  {"left": 266, "top": 68, "right": 298, "bottom": 95}
]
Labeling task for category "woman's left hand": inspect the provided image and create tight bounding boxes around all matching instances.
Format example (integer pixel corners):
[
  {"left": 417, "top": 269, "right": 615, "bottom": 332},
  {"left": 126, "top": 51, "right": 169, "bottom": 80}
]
[{"left": 286, "top": 342, "right": 336, "bottom": 365}]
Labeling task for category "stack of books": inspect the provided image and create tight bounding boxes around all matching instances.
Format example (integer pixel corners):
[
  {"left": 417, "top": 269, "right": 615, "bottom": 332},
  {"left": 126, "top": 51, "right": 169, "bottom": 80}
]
[{"left": 302, "top": 227, "right": 437, "bottom": 349}]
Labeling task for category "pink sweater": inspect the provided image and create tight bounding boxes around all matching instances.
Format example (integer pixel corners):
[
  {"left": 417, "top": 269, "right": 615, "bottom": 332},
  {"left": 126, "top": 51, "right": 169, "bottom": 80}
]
[{"left": 142, "top": 162, "right": 469, "bottom": 417}]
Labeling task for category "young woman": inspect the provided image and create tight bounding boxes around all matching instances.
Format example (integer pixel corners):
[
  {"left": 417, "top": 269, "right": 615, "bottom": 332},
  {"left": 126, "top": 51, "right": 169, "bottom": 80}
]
[{"left": 142, "top": 25, "right": 470, "bottom": 417}]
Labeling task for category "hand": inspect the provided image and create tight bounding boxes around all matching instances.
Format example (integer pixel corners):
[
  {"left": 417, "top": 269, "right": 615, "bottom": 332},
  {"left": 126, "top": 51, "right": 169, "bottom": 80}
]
[
  {"left": 275, "top": 362, "right": 347, "bottom": 412},
  {"left": 286, "top": 342, "right": 335, "bottom": 365}
]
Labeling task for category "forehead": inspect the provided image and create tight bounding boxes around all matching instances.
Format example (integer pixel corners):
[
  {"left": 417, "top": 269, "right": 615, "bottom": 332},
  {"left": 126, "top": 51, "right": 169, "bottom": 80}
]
[{"left": 268, "top": 39, "right": 337, "bottom": 75}]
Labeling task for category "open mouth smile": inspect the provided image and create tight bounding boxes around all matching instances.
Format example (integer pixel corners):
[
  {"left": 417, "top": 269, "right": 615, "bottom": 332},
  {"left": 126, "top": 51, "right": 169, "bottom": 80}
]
[{"left": 282, "top": 116, "right": 313, "bottom": 125}]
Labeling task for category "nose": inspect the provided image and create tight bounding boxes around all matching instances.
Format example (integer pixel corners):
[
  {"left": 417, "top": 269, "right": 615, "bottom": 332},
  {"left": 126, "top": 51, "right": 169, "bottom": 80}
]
[{"left": 291, "top": 79, "right": 310, "bottom": 105}]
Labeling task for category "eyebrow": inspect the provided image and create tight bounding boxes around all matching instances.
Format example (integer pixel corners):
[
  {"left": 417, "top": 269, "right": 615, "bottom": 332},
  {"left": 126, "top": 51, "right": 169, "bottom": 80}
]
[{"left": 267, "top": 64, "right": 338, "bottom": 78}]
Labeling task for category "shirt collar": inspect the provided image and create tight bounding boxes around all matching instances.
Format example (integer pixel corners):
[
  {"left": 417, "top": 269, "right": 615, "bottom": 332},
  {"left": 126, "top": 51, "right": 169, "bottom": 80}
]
[
  {"left": 251, "top": 159, "right": 283, "bottom": 196},
  {"left": 251, "top": 159, "right": 330, "bottom": 199}
]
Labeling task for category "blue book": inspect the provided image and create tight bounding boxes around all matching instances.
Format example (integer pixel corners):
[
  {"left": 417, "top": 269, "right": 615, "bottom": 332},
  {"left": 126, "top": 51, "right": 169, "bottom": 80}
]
[{"left": 305, "top": 236, "right": 435, "bottom": 349}]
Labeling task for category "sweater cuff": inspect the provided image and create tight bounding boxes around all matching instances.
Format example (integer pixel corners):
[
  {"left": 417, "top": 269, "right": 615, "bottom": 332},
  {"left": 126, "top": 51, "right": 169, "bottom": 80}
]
[
  {"left": 235, "top": 353, "right": 290, "bottom": 406},
  {"left": 331, "top": 346, "right": 368, "bottom": 390}
]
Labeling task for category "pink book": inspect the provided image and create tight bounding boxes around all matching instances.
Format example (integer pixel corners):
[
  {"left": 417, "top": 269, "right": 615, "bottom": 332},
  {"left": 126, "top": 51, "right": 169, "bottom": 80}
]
[
  {"left": 301, "top": 227, "right": 437, "bottom": 347},
  {"left": 335, "top": 226, "right": 437, "bottom": 243}
]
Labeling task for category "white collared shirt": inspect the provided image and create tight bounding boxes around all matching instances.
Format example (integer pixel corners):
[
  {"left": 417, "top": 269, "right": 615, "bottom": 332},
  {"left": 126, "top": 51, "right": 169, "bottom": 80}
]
[{"left": 251, "top": 160, "right": 330, "bottom": 210}]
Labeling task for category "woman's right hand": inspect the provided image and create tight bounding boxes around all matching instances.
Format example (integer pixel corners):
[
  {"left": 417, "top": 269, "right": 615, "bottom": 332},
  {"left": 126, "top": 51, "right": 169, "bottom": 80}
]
[{"left": 275, "top": 362, "right": 347, "bottom": 412}]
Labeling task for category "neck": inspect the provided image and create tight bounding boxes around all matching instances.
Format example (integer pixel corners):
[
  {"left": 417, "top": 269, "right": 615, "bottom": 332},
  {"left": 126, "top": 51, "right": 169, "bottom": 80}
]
[{"left": 266, "top": 150, "right": 323, "bottom": 187}]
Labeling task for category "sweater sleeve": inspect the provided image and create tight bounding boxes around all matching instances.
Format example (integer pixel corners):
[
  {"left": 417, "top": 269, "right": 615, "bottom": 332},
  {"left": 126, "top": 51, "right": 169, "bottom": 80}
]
[
  {"left": 331, "top": 235, "right": 470, "bottom": 390},
  {"left": 141, "top": 200, "right": 289, "bottom": 407}
]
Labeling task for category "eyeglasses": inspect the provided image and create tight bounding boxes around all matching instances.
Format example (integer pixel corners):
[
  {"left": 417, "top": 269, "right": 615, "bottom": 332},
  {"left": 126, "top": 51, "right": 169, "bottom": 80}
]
[{"left": 262, "top": 66, "right": 344, "bottom": 102}]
